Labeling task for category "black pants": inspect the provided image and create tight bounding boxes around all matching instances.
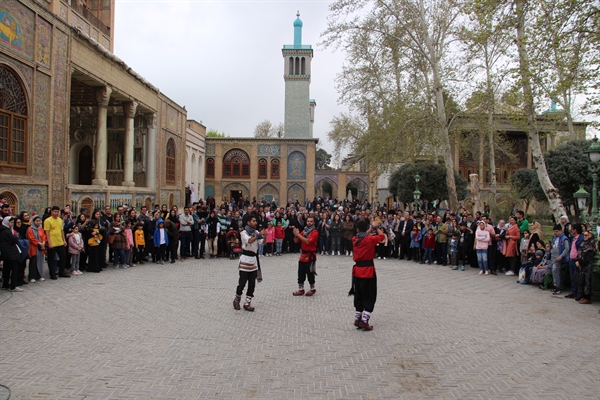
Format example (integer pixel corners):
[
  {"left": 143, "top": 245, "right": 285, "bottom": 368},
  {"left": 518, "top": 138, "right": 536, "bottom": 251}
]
[
  {"left": 354, "top": 276, "right": 377, "bottom": 313},
  {"left": 156, "top": 244, "right": 166, "bottom": 262},
  {"left": 135, "top": 246, "right": 145, "bottom": 263},
  {"left": 435, "top": 242, "right": 447, "bottom": 265},
  {"left": 411, "top": 247, "right": 421, "bottom": 262},
  {"left": 88, "top": 245, "right": 101, "bottom": 272},
  {"left": 1, "top": 259, "right": 19, "bottom": 289},
  {"left": 298, "top": 261, "right": 315, "bottom": 286},
  {"left": 400, "top": 235, "right": 411, "bottom": 259},
  {"left": 236, "top": 270, "right": 257, "bottom": 297},
  {"left": 47, "top": 245, "right": 67, "bottom": 277},
  {"left": 168, "top": 237, "right": 178, "bottom": 261}
]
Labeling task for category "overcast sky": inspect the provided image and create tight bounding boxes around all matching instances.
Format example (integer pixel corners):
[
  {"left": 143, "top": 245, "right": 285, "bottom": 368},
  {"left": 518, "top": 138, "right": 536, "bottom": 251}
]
[{"left": 114, "top": 0, "right": 347, "bottom": 155}]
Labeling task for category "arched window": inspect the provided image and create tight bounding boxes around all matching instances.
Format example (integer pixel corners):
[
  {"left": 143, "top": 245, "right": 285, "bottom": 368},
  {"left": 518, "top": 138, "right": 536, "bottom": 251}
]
[
  {"left": 301, "top": 57, "right": 306, "bottom": 75},
  {"left": 0, "top": 66, "right": 28, "bottom": 173},
  {"left": 289, "top": 57, "right": 294, "bottom": 75},
  {"left": 258, "top": 158, "right": 267, "bottom": 179},
  {"left": 271, "top": 159, "right": 280, "bottom": 179},
  {"left": 295, "top": 57, "right": 300, "bottom": 75},
  {"left": 223, "top": 149, "right": 250, "bottom": 178},
  {"left": 206, "top": 158, "right": 215, "bottom": 178},
  {"left": 166, "top": 138, "right": 176, "bottom": 184}
]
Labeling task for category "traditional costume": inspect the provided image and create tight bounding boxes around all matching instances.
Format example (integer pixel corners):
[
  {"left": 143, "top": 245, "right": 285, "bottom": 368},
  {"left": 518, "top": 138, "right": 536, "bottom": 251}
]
[
  {"left": 233, "top": 224, "right": 262, "bottom": 311},
  {"left": 350, "top": 230, "right": 385, "bottom": 330},
  {"left": 293, "top": 225, "right": 319, "bottom": 296}
]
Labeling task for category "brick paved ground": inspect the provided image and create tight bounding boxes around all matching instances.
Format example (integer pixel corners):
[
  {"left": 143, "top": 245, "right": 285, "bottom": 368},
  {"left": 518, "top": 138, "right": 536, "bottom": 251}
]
[{"left": 1, "top": 254, "right": 599, "bottom": 399}]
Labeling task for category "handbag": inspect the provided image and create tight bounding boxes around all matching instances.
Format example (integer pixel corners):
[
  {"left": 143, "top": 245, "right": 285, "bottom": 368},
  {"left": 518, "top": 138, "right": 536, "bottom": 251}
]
[{"left": 106, "top": 234, "right": 115, "bottom": 245}]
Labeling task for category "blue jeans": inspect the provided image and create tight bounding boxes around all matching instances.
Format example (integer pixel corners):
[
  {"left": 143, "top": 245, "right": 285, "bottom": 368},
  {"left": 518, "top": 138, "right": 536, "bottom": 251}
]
[
  {"left": 476, "top": 249, "right": 488, "bottom": 271},
  {"left": 569, "top": 260, "right": 577, "bottom": 294},
  {"left": 275, "top": 239, "right": 283, "bottom": 254},
  {"left": 113, "top": 248, "right": 126, "bottom": 266},
  {"left": 180, "top": 231, "right": 191, "bottom": 258},
  {"left": 423, "top": 248, "right": 433, "bottom": 263}
]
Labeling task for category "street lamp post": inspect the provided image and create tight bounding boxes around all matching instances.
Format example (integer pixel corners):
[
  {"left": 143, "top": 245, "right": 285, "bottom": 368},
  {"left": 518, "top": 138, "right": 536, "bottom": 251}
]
[
  {"left": 413, "top": 173, "right": 421, "bottom": 212},
  {"left": 584, "top": 137, "right": 600, "bottom": 220},
  {"left": 574, "top": 185, "right": 590, "bottom": 218}
]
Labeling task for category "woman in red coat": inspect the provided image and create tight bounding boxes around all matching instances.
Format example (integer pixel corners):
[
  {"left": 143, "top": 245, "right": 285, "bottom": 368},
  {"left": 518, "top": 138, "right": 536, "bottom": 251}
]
[{"left": 504, "top": 216, "right": 521, "bottom": 276}]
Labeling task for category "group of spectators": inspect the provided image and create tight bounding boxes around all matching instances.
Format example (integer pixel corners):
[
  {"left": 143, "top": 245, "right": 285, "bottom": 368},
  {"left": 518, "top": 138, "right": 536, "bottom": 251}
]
[{"left": 0, "top": 194, "right": 597, "bottom": 305}]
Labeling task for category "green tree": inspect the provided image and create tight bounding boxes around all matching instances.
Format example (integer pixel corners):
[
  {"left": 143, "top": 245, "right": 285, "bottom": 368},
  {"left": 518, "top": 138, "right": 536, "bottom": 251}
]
[
  {"left": 509, "top": 169, "right": 546, "bottom": 214},
  {"left": 316, "top": 148, "right": 333, "bottom": 170},
  {"left": 388, "top": 163, "right": 468, "bottom": 205},
  {"left": 206, "top": 129, "right": 227, "bottom": 138},
  {"left": 321, "top": 181, "right": 333, "bottom": 198},
  {"left": 322, "top": 0, "right": 463, "bottom": 209},
  {"left": 545, "top": 139, "right": 592, "bottom": 218}
]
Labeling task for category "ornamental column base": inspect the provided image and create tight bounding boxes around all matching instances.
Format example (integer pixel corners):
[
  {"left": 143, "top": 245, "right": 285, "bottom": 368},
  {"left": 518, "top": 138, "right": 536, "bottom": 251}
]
[{"left": 92, "top": 179, "right": 108, "bottom": 187}]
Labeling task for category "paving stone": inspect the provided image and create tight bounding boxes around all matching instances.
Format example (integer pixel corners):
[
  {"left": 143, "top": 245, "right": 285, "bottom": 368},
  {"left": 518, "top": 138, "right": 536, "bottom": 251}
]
[{"left": 0, "top": 255, "right": 599, "bottom": 399}]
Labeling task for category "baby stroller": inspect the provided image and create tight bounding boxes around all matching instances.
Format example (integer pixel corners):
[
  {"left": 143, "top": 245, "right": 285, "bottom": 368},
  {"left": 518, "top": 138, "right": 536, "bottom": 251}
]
[{"left": 226, "top": 229, "right": 242, "bottom": 259}]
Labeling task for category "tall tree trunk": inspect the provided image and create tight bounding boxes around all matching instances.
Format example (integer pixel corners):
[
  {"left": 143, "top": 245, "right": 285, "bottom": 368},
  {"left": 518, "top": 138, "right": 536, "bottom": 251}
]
[
  {"left": 479, "top": 132, "right": 485, "bottom": 182},
  {"left": 515, "top": 0, "right": 567, "bottom": 220},
  {"left": 487, "top": 108, "right": 497, "bottom": 220}
]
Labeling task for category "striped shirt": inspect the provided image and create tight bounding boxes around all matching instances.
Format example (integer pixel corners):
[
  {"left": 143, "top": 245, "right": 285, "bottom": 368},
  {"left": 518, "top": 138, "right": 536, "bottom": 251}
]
[{"left": 238, "top": 230, "right": 258, "bottom": 272}]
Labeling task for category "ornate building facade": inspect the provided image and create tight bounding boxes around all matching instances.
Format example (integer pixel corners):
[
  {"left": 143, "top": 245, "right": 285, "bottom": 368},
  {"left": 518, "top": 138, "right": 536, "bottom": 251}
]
[{"left": 0, "top": 0, "right": 188, "bottom": 214}]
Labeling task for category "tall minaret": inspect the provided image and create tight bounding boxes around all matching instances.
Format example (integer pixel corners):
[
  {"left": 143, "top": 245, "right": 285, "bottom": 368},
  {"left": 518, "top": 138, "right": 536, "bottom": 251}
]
[{"left": 282, "top": 11, "right": 315, "bottom": 139}]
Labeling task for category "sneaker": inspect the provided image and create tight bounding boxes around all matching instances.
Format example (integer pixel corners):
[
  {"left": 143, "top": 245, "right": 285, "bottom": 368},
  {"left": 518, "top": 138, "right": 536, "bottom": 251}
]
[
  {"left": 461, "top": 265, "right": 465, "bottom": 271},
  {"left": 39, "top": 278, "right": 45, "bottom": 281},
  {"left": 478, "top": 271, "right": 484, "bottom": 275},
  {"left": 122, "top": 265, "right": 128, "bottom": 269},
  {"left": 377, "top": 257, "right": 381, "bottom": 260},
  {"left": 552, "top": 290, "right": 562, "bottom": 295},
  {"left": 505, "top": 271, "right": 515, "bottom": 276},
  {"left": 452, "top": 265, "right": 458, "bottom": 270},
  {"left": 433, "top": 261, "right": 437, "bottom": 264},
  {"left": 485, "top": 271, "right": 489, "bottom": 275},
  {"left": 72, "top": 271, "right": 78, "bottom": 275},
  {"left": 114, "top": 265, "right": 120, "bottom": 269},
  {"left": 521, "top": 280, "right": 528, "bottom": 285},
  {"left": 11, "top": 287, "right": 24, "bottom": 292},
  {"left": 305, "top": 289, "right": 316, "bottom": 297},
  {"left": 243, "top": 303, "right": 255, "bottom": 312},
  {"left": 29, "top": 279, "right": 36, "bottom": 283},
  {"left": 564, "top": 293, "right": 575, "bottom": 299},
  {"left": 383, "top": 257, "right": 386, "bottom": 260}
]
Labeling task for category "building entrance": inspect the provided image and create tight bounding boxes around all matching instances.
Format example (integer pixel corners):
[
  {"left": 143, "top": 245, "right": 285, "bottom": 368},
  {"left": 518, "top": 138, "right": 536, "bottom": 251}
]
[{"left": 230, "top": 190, "right": 243, "bottom": 202}]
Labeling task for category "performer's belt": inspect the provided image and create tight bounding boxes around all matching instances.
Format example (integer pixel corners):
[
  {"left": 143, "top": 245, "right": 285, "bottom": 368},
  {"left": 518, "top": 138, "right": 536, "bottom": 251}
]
[
  {"left": 242, "top": 250, "right": 257, "bottom": 257},
  {"left": 301, "top": 250, "right": 316, "bottom": 254},
  {"left": 355, "top": 259, "right": 374, "bottom": 267}
]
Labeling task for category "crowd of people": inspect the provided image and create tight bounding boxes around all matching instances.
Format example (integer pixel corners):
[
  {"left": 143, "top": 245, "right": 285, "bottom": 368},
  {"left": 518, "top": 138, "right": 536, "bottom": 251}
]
[{"left": 0, "top": 194, "right": 597, "bottom": 311}]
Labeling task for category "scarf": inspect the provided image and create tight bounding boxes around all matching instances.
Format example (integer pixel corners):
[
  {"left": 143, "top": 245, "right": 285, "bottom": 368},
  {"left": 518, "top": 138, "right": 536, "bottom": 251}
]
[
  {"left": 244, "top": 224, "right": 256, "bottom": 238},
  {"left": 354, "top": 231, "right": 369, "bottom": 246},
  {"left": 302, "top": 224, "right": 315, "bottom": 238}
]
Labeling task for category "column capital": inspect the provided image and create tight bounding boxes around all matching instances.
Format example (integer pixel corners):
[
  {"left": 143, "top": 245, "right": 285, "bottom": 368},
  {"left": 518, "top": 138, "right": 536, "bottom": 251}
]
[
  {"left": 95, "top": 86, "right": 112, "bottom": 108},
  {"left": 145, "top": 113, "right": 157, "bottom": 128},
  {"left": 122, "top": 101, "right": 138, "bottom": 119}
]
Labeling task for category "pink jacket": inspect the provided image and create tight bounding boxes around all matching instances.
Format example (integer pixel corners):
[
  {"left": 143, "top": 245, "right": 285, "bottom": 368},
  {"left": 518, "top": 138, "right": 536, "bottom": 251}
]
[
  {"left": 67, "top": 232, "right": 84, "bottom": 255},
  {"left": 265, "top": 227, "right": 275, "bottom": 243},
  {"left": 124, "top": 228, "right": 134, "bottom": 250}
]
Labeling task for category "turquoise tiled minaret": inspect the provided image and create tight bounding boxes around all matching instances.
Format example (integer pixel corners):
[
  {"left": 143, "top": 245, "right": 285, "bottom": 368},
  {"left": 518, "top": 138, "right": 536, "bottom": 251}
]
[{"left": 282, "top": 11, "right": 314, "bottom": 139}]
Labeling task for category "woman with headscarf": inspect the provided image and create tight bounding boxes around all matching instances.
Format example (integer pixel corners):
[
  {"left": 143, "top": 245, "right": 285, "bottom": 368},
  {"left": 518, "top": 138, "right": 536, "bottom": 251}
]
[
  {"left": 0, "top": 217, "right": 23, "bottom": 291},
  {"left": 573, "top": 229, "right": 596, "bottom": 304},
  {"left": 27, "top": 215, "right": 47, "bottom": 282}
]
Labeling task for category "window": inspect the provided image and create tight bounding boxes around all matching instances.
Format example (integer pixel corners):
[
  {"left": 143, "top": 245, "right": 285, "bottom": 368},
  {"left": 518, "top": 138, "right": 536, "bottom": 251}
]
[
  {"left": 295, "top": 57, "right": 300, "bottom": 75},
  {"left": 271, "top": 159, "right": 280, "bottom": 179},
  {"left": 206, "top": 158, "right": 215, "bottom": 178},
  {"left": 258, "top": 158, "right": 267, "bottom": 179},
  {"left": 166, "top": 138, "right": 176, "bottom": 184},
  {"left": 222, "top": 149, "right": 250, "bottom": 178},
  {"left": 0, "top": 66, "right": 28, "bottom": 173},
  {"left": 301, "top": 57, "right": 306, "bottom": 75},
  {"left": 289, "top": 57, "right": 294, "bottom": 75}
]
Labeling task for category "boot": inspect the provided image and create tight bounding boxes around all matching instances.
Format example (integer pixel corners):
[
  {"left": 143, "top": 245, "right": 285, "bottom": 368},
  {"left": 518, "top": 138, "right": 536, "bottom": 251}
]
[
  {"left": 233, "top": 294, "right": 241, "bottom": 310},
  {"left": 358, "top": 311, "right": 373, "bottom": 331},
  {"left": 354, "top": 311, "right": 362, "bottom": 327},
  {"left": 293, "top": 285, "right": 305, "bottom": 296},
  {"left": 305, "top": 284, "right": 316, "bottom": 296},
  {"left": 243, "top": 296, "right": 255, "bottom": 311}
]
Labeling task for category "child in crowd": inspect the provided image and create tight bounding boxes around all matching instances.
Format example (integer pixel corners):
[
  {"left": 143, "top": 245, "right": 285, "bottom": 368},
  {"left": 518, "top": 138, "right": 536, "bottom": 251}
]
[
  {"left": 409, "top": 225, "right": 421, "bottom": 262},
  {"left": 274, "top": 220, "right": 285, "bottom": 256},
  {"left": 153, "top": 219, "right": 168, "bottom": 265},
  {"left": 421, "top": 228, "right": 435, "bottom": 265},
  {"left": 124, "top": 221, "right": 134, "bottom": 268},
  {"left": 134, "top": 223, "right": 146, "bottom": 265},
  {"left": 449, "top": 232, "right": 459, "bottom": 270},
  {"left": 265, "top": 222, "right": 275, "bottom": 257},
  {"left": 67, "top": 225, "right": 84, "bottom": 275}
]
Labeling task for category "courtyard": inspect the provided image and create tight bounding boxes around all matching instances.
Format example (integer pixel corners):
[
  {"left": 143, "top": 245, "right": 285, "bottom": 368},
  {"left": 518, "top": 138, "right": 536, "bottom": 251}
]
[{"left": 1, "top": 255, "right": 599, "bottom": 399}]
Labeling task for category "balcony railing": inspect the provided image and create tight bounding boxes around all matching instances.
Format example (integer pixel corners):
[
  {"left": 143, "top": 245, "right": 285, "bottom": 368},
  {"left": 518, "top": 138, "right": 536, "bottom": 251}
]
[{"left": 71, "top": 2, "right": 111, "bottom": 36}]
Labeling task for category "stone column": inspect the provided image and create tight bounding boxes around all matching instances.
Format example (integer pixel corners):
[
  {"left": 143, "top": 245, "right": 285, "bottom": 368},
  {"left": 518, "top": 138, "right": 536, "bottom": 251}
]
[
  {"left": 145, "top": 113, "right": 157, "bottom": 189},
  {"left": 122, "top": 101, "right": 138, "bottom": 187},
  {"left": 93, "top": 86, "right": 112, "bottom": 186}
]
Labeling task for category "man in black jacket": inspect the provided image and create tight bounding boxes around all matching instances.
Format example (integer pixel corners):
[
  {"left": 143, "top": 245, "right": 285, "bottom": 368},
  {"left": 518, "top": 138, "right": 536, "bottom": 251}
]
[{"left": 397, "top": 212, "right": 414, "bottom": 260}]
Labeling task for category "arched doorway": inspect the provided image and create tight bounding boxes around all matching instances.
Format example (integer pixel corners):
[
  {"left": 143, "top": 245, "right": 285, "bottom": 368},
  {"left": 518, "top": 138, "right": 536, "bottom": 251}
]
[{"left": 78, "top": 145, "right": 93, "bottom": 185}]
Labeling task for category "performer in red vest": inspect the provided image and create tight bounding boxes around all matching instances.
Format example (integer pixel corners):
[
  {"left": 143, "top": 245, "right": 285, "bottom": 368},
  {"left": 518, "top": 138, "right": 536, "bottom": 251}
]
[
  {"left": 350, "top": 219, "right": 386, "bottom": 331},
  {"left": 292, "top": 216, "right": 319, "bottom": 296}
]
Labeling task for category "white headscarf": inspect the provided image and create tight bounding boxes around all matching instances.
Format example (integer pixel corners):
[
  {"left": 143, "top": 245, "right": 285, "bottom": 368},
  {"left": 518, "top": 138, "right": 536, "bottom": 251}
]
[{"left": 2, "top": 216, "right": 13, "bottom": 228}]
